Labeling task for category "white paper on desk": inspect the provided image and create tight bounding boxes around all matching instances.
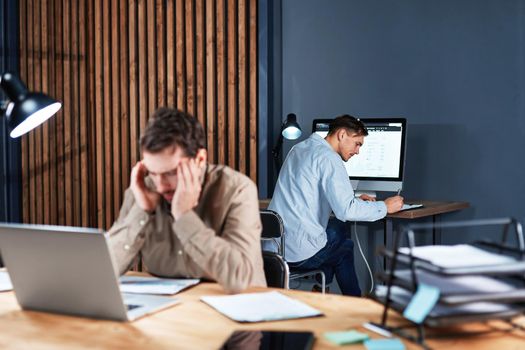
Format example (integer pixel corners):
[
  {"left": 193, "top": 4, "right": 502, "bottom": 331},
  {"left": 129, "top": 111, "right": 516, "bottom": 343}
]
[
  {"left": 400, "top": 203, "right": 423, "bottom": 211},
  {"left": 119, "top": 276, "right": 199, "bottom": 295},
  {"left": 201, "top": 291, "right": 323, "bottom": 322},
  {"left": 0, "top": 271, "right": 13, "bottom": 292},
  {"left": 398, "top": 244, "right": 517, "bottom": 269}
]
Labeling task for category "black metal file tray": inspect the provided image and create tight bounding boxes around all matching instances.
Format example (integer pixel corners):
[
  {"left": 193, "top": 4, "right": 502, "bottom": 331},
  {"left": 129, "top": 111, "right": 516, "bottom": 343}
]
[{"left": 373, "top": 218, "right": 525, "bottom": 347}]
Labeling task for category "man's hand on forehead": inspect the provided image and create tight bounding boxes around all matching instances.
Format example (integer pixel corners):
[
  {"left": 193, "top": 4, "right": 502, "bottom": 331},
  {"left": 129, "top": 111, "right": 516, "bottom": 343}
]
[
  {"left": 171, "top": 158, "right": 203, "bottom": 220},
  {"left": 130, "top": 161, "right": 161, "bottom": 213}
]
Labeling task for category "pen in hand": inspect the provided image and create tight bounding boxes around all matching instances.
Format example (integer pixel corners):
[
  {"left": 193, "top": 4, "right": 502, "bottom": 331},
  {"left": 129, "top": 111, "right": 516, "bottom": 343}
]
[{"left": 397, "top": 188, "right": 402, "bottom": 196}]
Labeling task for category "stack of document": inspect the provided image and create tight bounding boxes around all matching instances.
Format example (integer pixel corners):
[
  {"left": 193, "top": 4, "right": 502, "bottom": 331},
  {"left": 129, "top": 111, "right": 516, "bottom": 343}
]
[
  {"left": 375, "top": 285, "right": 514, "bottom": 318},
  {"left": 119, "top": 276, "right": 199, "bottom": 295},
  {"left": 201, "top": 291, "right": 323, "bottom": 322},
  {"left": 398, "top": 244, "right": 517, "bottom": 269},
  {"left": 393, "top": 269, "right": 517, "bottom": 295}
]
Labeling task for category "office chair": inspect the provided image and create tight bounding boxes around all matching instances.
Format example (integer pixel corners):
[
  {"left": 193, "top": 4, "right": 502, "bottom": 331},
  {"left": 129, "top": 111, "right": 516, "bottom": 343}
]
[
  {"left": 260, "top": 210, "right": 326, "bottom": 293},
  {"left": 262, "top": 251, "right": 289, "bottom": 288}
]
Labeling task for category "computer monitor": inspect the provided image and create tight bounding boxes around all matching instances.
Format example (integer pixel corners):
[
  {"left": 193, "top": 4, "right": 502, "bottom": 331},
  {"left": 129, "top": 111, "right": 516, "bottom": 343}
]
[{"left": 312, "top": 118, "right": 407, "bottom": 196}]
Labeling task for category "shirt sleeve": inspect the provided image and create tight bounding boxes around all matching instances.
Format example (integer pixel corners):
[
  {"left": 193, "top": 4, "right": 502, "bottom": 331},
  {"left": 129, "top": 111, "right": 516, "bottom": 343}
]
[
  {"left": 320, "top": 154, "right": 387, "bottom": 222},
  {"left": 106, "top": 189, "right": 154, "bottom": 275},
  {"left": 171, "top": 180, "right": 262, "bottom": 294}
]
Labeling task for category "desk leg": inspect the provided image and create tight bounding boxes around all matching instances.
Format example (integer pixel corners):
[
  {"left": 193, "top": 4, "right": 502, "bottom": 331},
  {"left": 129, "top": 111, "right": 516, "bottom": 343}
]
[
  {"left": 384, "top": 218, "right": 394, "bottom": 270},
  {"left": 432, "top": 215, "right": 442, "bottom": 245}
]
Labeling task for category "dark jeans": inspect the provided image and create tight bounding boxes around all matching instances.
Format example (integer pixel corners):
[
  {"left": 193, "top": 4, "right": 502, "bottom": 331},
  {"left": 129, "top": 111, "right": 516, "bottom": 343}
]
[{"left": 288, "top": 218, "right": 362, "bottom": 296}]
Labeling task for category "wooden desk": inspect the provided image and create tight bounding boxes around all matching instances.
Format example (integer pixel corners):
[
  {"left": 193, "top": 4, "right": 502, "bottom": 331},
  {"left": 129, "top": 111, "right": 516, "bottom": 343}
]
[
  {"left": 259, "top": 199, "right": 470, "bottom": 247},
  {"left": 259, "top": 198, "right": 271, "bottom": 208},
  {"left": 387, "top": 201, "right": 469, "bottom": 220},
  {"left": 384, "top": 200, "right": 469, "bottom": 248},
  {"left": 0, "top": 283, "right": 522, "bottom": 349}
]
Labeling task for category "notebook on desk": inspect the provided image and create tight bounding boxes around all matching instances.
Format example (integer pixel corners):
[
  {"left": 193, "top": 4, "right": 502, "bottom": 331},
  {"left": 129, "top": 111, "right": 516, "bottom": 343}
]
[{"left": 0, "top": 223, "right": 179, "bottom": 321}]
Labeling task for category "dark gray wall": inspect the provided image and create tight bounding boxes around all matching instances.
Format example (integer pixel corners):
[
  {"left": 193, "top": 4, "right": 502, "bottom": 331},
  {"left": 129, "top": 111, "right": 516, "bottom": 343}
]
[
  {"left": 0, "top": 0, "right": 21, "bottom": 224},
  {"left": 276, "top": 0, "right": 525, "bottom": 290},
  {"left": 258, "top": 0, "right": 284, "bottom": 198},
  {"left": 0, "top": 0, "right": 20, "bottom": 268},
  {"left": 280, "top": 0, "right": 525, "bottom": 229}
]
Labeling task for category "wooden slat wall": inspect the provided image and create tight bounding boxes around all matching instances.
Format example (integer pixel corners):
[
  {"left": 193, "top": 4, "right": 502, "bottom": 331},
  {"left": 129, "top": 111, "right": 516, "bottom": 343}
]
[{"left": 18, "top": 0, "right": 258, "bottom": 229}]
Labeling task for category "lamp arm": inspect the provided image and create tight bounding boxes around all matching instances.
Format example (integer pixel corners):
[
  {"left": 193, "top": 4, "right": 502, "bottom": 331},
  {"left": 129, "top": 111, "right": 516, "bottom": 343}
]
[
  {"left": 0, "top": 75, "right": 5, "bottom": 114},
  {"left": 272, "top": 133, "right": 284, "bottom": 160},
  {"left": 0, "top": 75, "right": 10, "bottom": 115}
]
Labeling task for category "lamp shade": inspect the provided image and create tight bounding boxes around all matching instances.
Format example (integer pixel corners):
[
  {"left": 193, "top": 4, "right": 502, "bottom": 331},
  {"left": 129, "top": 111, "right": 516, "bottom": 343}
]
[
  {"left": 1, "top": 72, "right": 61, "bottom": 138},
  {"left": 281, "top": 113, "right": 302, "bottom": 140}
]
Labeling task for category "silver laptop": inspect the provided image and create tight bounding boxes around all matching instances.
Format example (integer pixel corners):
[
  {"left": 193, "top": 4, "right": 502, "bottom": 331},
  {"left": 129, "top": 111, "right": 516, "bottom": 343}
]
[{"left": 0, "top": 223, "right": 179, "bottom": 321}]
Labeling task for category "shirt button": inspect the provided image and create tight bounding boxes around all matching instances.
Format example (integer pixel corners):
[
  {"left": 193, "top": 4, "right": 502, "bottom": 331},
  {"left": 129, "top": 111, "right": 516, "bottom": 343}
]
[
  {"left": 177, "top": 250, "right": 183, "bottom": 256},
  {"left": 124, "top": 244, "right": 130, "bottom": 251},
  {"left": 139, "top": 219, "right": 146, "bottom": 226}
]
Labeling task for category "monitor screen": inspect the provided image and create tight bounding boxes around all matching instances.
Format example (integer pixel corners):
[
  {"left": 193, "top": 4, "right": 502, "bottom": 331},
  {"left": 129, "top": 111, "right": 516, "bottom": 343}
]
[{"left": 312, "top": 118, "right": 407, "bottom": 194}]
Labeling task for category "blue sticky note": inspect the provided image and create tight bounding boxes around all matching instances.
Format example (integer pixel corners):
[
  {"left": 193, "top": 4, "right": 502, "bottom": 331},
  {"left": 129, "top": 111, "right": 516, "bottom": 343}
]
[
  {"left": 403, "top": 283, "right": 440, "bottom": 324},
  {"left": 324, "top": 330, "right": 369, "bottom": 345},
  {"left": 364, "top": 338, "right": 406, "bottom": 350}
]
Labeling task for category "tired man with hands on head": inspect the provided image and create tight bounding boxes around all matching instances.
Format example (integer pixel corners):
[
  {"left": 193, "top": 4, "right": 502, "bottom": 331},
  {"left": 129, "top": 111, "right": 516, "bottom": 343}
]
[{"left": 108, "top": 107, "right": 266, "bottom": 293}]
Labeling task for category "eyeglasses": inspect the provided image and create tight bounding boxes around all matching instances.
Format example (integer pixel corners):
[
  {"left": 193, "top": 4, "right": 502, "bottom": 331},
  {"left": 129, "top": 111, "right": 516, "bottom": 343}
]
[{"left": 145, "top": 167, "right": 178, "bottom": 182}]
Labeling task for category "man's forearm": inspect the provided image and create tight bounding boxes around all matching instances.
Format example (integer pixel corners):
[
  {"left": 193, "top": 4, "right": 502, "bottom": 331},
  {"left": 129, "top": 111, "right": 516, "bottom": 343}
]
[{"left": 107, "top": 195, "right": 153, "bottom": 275}]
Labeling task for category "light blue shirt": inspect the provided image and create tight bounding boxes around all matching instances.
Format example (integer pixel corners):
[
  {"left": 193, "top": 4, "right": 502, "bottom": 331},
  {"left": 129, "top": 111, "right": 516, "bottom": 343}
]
[{"left": 269, "top": 133, "right": 387, "bottom": 262}]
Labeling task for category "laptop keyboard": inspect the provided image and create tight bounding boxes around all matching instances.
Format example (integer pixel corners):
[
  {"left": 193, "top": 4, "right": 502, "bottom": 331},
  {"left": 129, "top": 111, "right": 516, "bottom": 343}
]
[{"left": 126, "top": 304, "right": 142, "bottom": 311}]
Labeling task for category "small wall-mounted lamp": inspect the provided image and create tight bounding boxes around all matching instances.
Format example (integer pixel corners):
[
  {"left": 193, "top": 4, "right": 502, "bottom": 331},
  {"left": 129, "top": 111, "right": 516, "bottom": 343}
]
[
  {"left": 272, "top": 113, "right": 302, "bottom": 160},
  {"left": 1, "top": 72, "right": 61, "bottom": 138}
]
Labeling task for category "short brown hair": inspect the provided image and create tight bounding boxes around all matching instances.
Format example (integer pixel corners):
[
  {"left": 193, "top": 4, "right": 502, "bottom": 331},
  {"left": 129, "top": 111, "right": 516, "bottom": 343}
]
[
  {"left": 140, "top": 107, "right": 206, "bottom": 157},
  {"left": 328, "top": 114, "right": 368, "bottom": 136}
]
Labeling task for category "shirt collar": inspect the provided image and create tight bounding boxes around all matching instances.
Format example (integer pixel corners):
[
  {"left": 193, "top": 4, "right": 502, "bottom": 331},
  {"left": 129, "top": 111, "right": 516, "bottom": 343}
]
[{"left": 310, "top": 132, "right": 331, "bottom": 148}]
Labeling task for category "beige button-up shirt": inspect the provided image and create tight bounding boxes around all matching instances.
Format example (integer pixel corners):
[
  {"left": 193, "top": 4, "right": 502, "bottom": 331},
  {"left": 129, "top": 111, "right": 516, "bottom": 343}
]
[{"left": 107, "top": 164, "right": 266, "bottom": 293}]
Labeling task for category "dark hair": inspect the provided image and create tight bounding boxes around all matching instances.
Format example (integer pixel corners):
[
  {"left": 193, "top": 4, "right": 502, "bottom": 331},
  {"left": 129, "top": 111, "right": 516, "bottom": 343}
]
[
  {"left": 327, "top": 114, "right": 368, "bottom": 136},
  {"left": 140, "top": 107, "right": 206, "bottom": 156}
]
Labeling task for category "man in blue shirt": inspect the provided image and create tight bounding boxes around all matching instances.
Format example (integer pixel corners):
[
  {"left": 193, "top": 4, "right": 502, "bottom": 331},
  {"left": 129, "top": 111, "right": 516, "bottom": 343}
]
[{"left": 269, "top": 115, "right": 404, "bottom": 296}]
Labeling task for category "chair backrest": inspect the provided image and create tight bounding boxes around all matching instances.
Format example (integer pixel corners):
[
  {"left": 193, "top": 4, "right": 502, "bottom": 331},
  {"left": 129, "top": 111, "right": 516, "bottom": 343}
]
[
  {"left": 262, "top": 251, "right": 289, "bottom": 289},
  {"left": 260, "top": 210, "right": 283, "bottom": 239},
  {"left": 260, "top": 210, "right": 285, "bottom": 257}
]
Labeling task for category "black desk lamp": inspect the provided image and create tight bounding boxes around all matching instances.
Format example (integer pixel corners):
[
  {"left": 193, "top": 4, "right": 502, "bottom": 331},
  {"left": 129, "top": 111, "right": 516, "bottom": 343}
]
[
  {"left": 272, "top": 113, "right": 302, "bottom": 171},
  {"left": 272, "top": 113, "right": 302, "bottom": 159},
  {"left": 1, "top": 72, "right": 61, "bottom": 138}
]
